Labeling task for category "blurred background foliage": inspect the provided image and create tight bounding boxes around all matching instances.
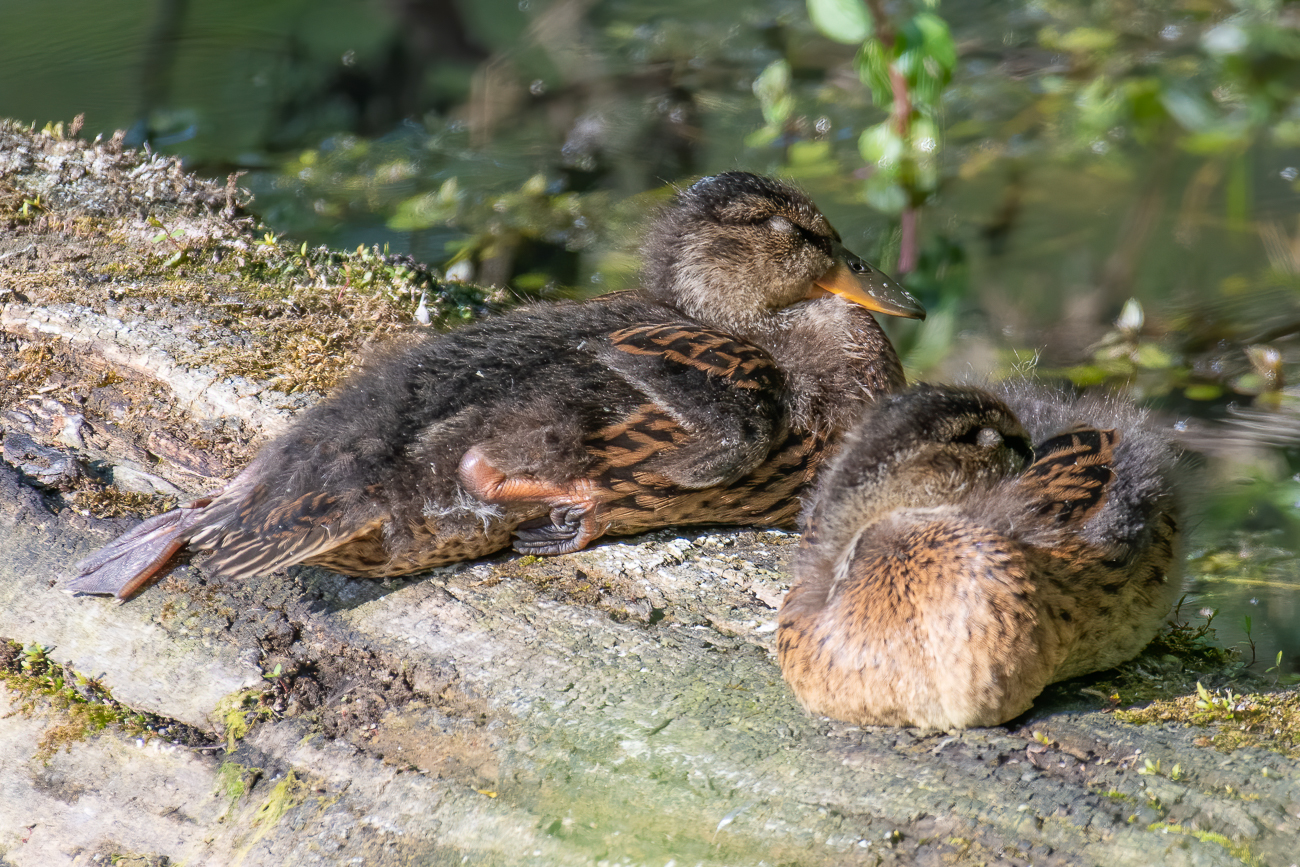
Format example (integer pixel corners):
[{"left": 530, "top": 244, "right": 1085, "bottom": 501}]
[{"left": 2, "top": 0, "right": 1300, "bottom": 666}]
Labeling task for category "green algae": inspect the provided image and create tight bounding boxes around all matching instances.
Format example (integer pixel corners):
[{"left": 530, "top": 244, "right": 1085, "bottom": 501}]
[
  {"left": 0, "top": 638, "right": 207, "bottom": 759},
  {"left": 1117, "top": 685, "right": 1300, "bottom": 759}
]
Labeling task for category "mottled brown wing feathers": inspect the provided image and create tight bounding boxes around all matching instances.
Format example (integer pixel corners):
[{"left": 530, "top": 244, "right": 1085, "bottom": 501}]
[
  {"left": 1019, "top": 426, "right": 1118, "bottom": 525},
  {"left": 194, "top": 485, "right": 381, "bottom": 582},
  {"left": 608, "top": 323, "right": 780, "bottom": 390}
]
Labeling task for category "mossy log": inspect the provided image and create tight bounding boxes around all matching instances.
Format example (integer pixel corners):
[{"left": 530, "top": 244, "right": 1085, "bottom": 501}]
[{"left": 1, "top": 120, "right": 1297, "bottom": 867}]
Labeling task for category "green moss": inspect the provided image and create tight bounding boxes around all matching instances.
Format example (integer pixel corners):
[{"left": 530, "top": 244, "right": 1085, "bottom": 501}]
[
  {"left": 215, "top": 688, "right": 275, "bottom": 752},
  {"left": 1117, "top": 685, "right": 1300, "bottom": 758},
  {"left": 0, "top": 639, "right": 202, "bottom": 759},
  {"left": 167, "top": 237, "right": 496, "bottom": 396},
  {"left": 104, "top": 853, "right": 168, "bottom": 867},
  {"left": 4, "top": 122, "right": 499, "bottom": 399},
  {"left": 230, "top": 770, "right": 310, "bottom": 863},
  {"left": 1107, "top": 603, "right": 1300, "bottom": 759},
  {"left": 216, "top": 761, "right": 263, "bottom": 811},
  {"left": 252, "top": 770, "right": 302, "bottom": 827},
  {"left": 1147, "top": 822, "right": 1264, "bottom": 866}
]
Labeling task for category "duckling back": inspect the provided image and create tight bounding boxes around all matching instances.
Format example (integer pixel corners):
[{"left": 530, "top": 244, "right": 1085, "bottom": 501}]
[
  {"left": 777, "top": 382, "right": 1184, "bottom": 730},
  {"left": 991, "top": 380, "right": 1184, "bottom": 679}
]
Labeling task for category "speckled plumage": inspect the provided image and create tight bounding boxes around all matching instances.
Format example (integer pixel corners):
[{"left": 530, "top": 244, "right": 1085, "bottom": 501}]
[
  {"left": 68, "top": 172, "right": 923, "bottom": 600},
  {"left": 777, "top": 382, "right": 1183, "bottom": 730}
]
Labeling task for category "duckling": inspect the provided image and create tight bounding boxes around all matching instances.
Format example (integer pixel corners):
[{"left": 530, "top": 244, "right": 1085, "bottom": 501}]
[
  {"left": 68, "top": 172, "right": 924, "bottom": 600},
  {"left": 777, "top": 382, "right": 1182, "bottom": 730}
]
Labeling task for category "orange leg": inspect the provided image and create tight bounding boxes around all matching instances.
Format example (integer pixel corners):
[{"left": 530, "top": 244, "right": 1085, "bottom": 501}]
[{"left": 458, "top": 446, "right": 608, "bottom": 555}]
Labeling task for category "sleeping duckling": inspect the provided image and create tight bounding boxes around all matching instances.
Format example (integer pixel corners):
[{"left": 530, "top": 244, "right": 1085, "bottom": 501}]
[
  {"left": 777, "top": 382, "right": 1182, "bottom": 729},
  {"left": 68, "top": 172, "right": 923, "bottom": 600}
]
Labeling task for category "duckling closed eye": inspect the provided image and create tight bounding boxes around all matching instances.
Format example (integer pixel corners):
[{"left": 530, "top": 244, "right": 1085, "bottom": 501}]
[{"left": 777, "top": 382, "right": 1183, "bottom": 730}]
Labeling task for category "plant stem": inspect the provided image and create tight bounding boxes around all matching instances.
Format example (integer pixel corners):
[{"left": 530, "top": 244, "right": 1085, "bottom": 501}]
[{"left": 866, "top": 0, "right": 919, "bottom": 273}]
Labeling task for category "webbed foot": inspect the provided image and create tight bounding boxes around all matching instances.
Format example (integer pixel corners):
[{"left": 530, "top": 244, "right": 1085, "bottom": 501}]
[
  {"left": 458, "top": 446, "right": 609, "bottom": 555},
  {"left": 512, "top": 504, "right": 602, "bottom": 555}
]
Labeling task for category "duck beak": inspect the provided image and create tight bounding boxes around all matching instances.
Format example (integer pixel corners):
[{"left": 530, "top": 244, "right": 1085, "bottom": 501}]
[{"left": 811, "top": 245, "right": 926, "bottom": 321}]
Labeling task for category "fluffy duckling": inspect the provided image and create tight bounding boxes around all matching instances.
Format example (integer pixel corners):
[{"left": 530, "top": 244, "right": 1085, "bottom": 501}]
[
  {"left": 777, "top": 382, "right": 1182, "bottom": 730},
  {"left": 68, "top": 172, "right": 924, "bottom": 600}
]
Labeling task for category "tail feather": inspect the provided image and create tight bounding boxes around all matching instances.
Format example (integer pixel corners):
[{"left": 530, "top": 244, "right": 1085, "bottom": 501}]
[{"left": 65, "top": 506, "right": 208, "bottom": 601}]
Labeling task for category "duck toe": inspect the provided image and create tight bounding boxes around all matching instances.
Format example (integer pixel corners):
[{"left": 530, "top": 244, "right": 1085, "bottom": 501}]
[{"left": 513, "top": 504, "right": 602, "bottom": 555}]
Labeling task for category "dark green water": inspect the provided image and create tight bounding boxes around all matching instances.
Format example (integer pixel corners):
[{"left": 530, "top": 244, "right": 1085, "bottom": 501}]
[{"left": 2, "top": 0, "right": 1298, "bottom": 675}]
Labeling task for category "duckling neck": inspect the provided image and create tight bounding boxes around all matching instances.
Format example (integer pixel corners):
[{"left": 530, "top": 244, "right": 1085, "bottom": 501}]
[{"left": 747, "top": 300, "right": 905, "bottom": 435}]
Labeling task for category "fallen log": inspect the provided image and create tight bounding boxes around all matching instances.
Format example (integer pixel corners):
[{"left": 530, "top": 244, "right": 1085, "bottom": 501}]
[{"left": 1, "top": 119, "right": 1296, "bottom": 867}]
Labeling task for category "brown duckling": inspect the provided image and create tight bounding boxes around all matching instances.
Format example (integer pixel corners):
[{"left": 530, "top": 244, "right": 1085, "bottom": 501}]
[
  {"left": 777, "top": 382, "right": 1182, "bottom": 730},
  {"left": 68, "top": 172, "right": 925, "bottom": 600}
]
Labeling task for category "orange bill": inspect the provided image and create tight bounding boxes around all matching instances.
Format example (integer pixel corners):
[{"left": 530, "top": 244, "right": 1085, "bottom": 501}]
[{"left": 811, "top": 244, "right": 926, "bottom": 320}]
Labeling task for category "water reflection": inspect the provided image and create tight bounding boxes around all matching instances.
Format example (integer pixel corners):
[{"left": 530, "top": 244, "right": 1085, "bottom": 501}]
[{"left": 1, "top": 0, "right": 1297, "bottom": 670}]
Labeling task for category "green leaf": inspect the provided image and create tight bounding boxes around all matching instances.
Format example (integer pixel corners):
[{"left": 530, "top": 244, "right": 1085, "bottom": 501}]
[
  {"left": 1272, "top": 119, "right": 1300, "bottom": 147},
  {"left": 892, "top": 14, "right": 954, "bottom": 107},
  {"left": 1134, "top": 343, "right": 1174, "bottom": 369},
  {"left": 913, "top": 12, "right": 956, "bottom": 72},
  {"left": 1061, "top": 26, "right": 1117, "bottom": 55},
  {"left": 786, "top": 140, "right": 839, "bottom": 177},
  {"left": 753, "top": 59, "right": 794, "bottom": 127},
  {"left": 859, "top": 122, "right": 905, "bottom": 167},
  {"left": 1161, "top": 88, "right": 1215, "bottom": 133},
  {"left": 807, "top": 0, "right": 872, "bottom": 45},
  {"left": 855, "top": 40, "right": 894, "bottom": 106},
  {"left": 743, "top": 127, "right": 780, "bottom": 148},
  {"left": 1180, "top": 123, "right": 1248, "bottom": 154},
  {"left": 1183, "top": 383, "right": 1223, "bottom": 401},
  {"left": 910, "top": 117, "right": 940, "bottom": 155},
  {"left": 862, "top": 173, "right": 908, "bottom": 214},
  {"left": 389, "top": 186, "right": 460, "bottom": 231},
  {"left": 1065, "top": 364, "right": 1112, "bottom": 387}
]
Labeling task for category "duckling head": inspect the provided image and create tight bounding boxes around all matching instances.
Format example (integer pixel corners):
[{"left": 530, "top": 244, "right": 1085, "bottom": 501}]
[
  {"left": 803, "top": 384, "right": 1036, "bottom": 553},
  {"left": 642, "top": 172, "right": 925, "bottom": 338}
]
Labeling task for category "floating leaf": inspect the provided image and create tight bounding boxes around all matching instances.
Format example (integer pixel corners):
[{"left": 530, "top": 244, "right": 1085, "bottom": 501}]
[
  {"left": 1135, "top": 343, "right": 1173, "bottom": 369},
  {"left": 1183, "top": 383, "right": 1223, "bottom": 401},
  {"left": 1055, "top": 26, "right": 1118, "bottom": 56},
  {"left": 786, "top": 140, "right": 839, "bottom": 177}
]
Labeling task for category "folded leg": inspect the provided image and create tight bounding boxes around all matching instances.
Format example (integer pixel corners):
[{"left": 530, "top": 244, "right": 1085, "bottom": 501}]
[{"left": 458, "top": 446, "right": 607, "bottom": 555}]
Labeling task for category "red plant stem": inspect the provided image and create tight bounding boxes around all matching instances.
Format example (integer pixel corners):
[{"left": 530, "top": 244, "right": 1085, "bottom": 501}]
[
  {"left": 898, "top": 208, "right": 918, "bottom": 273},
  {"left": 888, "top": 66, "right": 918, "bottom": 273},
  {"left": 865, "top": 0, "right": 919, "bottom": 273},
  {"left": 888, "top": 67, "right": 910, "bottom": 136}
]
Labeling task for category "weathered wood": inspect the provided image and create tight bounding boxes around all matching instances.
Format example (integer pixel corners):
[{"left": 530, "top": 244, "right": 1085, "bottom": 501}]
[{"left": 1, "top": 120, "right": 1296, "bottom": 867}]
